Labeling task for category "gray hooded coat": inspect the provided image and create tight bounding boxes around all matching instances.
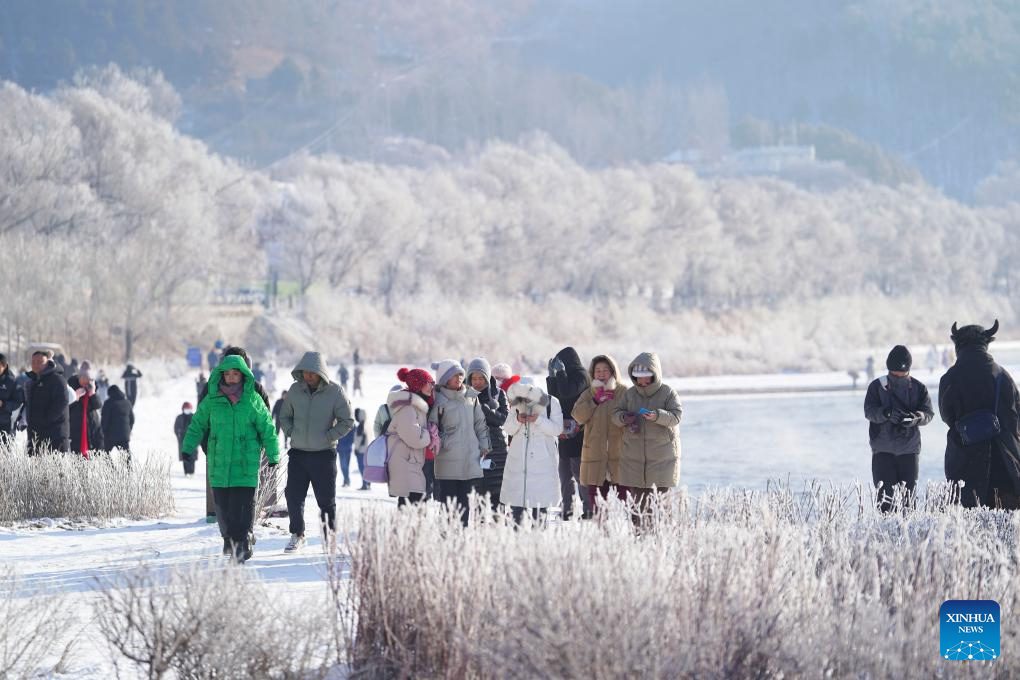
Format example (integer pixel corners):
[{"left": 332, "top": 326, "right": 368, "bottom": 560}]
[
  {"left": 429, "top": 385, "right": 491, "bottom": 481},
  {"left": 280, "top": 352, "right": 354, "bottom": 452}
]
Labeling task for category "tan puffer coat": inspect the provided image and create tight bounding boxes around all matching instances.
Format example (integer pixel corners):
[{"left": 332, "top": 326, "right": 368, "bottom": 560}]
[
  {"left": 611, "top": 352, "right": 682, "bottom": 489},
  {"left": 572, "top": 354, "right": 627, "bottom": 486},
  {"left": 385, "top": 389, "right": 431, "bottom": 498}
]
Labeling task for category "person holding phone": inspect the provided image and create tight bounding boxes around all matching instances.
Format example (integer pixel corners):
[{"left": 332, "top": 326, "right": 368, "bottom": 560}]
[
  {"left": 612, "top": 352, "right": 682, "bottom": 525},
  {"left": 864, "top": 345, "right": 934, "bottom": 512},
  {"left": 501, "top": 378, "right": 563, "bottom": 525},
  {"left": 68, "top": 362, "right": 103, "bottom": 457},
  {"left": 572, "top": 354, "right": 628, "bottom": 512}
]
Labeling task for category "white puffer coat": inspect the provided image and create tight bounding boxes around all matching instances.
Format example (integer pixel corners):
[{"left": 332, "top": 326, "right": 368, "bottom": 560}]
[{"left": 499, "top": 381, "right": 563, "bottom": 509}]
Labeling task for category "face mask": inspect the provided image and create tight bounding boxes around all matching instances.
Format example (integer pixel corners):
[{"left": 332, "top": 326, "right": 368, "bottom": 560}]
[{"left": 184, "top": 408, "right": 194, "bottom": 415}]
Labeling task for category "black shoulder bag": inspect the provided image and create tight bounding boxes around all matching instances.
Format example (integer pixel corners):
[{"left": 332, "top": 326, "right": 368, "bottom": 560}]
[{"left": 956, "top": 373, "right": 1005, "bottom": 446}]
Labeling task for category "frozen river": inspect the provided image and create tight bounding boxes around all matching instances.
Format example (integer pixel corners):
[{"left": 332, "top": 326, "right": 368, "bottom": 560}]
[{"left": 680, "top": 389, "right": 948, "bottom": 493}]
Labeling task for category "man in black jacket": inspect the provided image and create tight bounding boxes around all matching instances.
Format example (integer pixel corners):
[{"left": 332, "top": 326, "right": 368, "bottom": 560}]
[
  {"left": 26, "top": 350, "right": 70, "bottom": 455},
  {"left": 0, "top": 353, "right": 24, "bottom": 437},
  {"left": 863, "top": 345, "right": 934, "bottom": 512},
  {"left": 940, "top": 320, "right": 1020, "bottom": 509},
  {"left": 546, "top": 346, "right": 591, "bottom": 519}
]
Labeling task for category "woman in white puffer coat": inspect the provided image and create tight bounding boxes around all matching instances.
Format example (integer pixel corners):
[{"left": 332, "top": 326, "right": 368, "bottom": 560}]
[{"left": 500, "top": 379, "right": 563, "bottom": 524}]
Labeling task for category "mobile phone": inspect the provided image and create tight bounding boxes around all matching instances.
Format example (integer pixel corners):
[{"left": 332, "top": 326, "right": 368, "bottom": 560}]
[
  {"left": 638, "top": 407, "right": 653, "bottom": 415},
  {"left": 480, "top": 458, "right": 493, "bottom": 470}
]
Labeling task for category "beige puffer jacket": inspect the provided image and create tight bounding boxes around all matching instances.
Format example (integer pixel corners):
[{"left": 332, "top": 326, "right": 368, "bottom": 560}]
[
  {"left": 385, "top": 389, "right": 431, "bottom": 498},
  {"left": 572, "top": 354, "right": 627, "bottom": 486},
  {"left": 611, "top": 352, "right": 682, "bottom": 489}
]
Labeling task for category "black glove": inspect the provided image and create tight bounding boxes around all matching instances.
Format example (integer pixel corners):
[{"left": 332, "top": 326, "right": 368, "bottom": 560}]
[
  {"left": 900, "top": 411, "right": 923, "bottom": 427},
  {"left": 548, "top": 357, "right": 565, "bottom": 377},
  {"left": 882, "top": 408, "right": 894, "bottom": 421}
]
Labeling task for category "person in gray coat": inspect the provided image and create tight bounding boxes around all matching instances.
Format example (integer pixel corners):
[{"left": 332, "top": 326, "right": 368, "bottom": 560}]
[
  {"left": 863, "top": 345, "right": 934, "bottom": 512},
  {"left": 280, "top": 351, "right": 354, "bottom": 552},
  {"left": 429, "top": 359, "right": 490, "bottom": 526}
]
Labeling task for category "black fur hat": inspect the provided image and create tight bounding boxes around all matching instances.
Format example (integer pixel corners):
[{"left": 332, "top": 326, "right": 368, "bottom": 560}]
[{"left": 950, "top": 319, "right": 999, "bottom": 350}]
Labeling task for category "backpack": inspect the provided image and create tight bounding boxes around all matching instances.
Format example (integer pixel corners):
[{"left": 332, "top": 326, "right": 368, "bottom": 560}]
[
  {"left": 956, "top": 373, "right": 1005, "bottom": 446},
  {"left": 362, "top": 434, "right": 391, "bottom": 483}
]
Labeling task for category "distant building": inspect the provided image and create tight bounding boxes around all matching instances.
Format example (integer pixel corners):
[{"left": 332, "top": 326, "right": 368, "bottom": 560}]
[{"left": 663, "top": 145, "right": 817, "bottom": 177}]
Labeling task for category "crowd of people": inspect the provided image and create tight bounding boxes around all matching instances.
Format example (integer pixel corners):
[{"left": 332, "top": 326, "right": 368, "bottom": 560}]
[
  {"left": 164, "top": 342, "right": 685, "bottom": 561},
  {"left": 0, "top": 351, "right": 139, "bottom": 459},
  {"left": 3, "top": 318, "right": 1019, "bottom": 564}
]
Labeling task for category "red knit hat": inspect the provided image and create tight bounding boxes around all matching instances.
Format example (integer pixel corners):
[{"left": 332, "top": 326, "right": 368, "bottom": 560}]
[{"left": 397, "top": 367, "right": 434, "bottom": 394}]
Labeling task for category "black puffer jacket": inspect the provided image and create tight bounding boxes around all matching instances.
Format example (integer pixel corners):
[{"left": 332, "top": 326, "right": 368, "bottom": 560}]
[
  {"left": 477, "top": 377, "right": 509, "bottom": 493},
  {"left": 101, "top": 385, "right": 134, "bottom": 450},
  {"left": 546, "top": 347, "right": 589, "bottom": 459},
  {"left": 68, "top": 375, "right": 104, "bottom": 453},
  {"left": 26, "top": 361, "right": 69, "bottom": 452},
  {"left": 939, "top": 347, "right": 1020, "bottom": 508}
]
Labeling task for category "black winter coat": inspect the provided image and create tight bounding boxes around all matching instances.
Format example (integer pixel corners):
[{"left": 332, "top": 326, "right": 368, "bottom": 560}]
[
  {"left": 546, "top": 346, "right": 589, "bottom": 459},
  {"left": 101, "top": 385, "right": 134, "bottom": 450},
  {"left": 939, "top": 347, "right": 1020, "bottom": 508},
  {"left": 0, "top": 366, "right": 24, "bottom": 431},
  {"left": 121, "top": 366, "right": 143, "bottom": 403},
  {"left": 477, "top": 377, "right": 509, "bottom": 494},
  {"left": 175, "top": 412, "right": 194, "bottom": 459},
  {"left": 68, "top": 375, "right": 104, "bottom": 453},
  {"left": 27, "top": 361, "right": 70, "bottom": 452}
]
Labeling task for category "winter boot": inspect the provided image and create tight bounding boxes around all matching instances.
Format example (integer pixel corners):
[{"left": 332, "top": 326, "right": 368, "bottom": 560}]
[
  {"left": 222, "top": 538, "right": 232, "bottom": 557},
  {"left": 232, "top": 539, "right": 252, "bottom": 564},
  {"left": 284, "top": 533, "right": 306, "bottom": 553}
]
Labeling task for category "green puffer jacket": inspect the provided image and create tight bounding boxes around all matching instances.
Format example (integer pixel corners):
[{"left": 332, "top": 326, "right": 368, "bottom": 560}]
[{"left": 182, "top": 355, "right": 280, "bottom": 488}]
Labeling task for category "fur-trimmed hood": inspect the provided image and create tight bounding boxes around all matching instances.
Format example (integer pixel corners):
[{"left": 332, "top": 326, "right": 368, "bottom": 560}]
[
  {"left": 589, "top": 354, "right": 624, "bottom": 391},
  {"left": 387, "top": 388, "right": 430, "bottom": 414}
]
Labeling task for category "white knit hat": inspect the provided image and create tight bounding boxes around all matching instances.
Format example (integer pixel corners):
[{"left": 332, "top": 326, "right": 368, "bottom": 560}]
[
  {"left": 491, "top": 363, "right": 513, "bottom": 381},
  {"left": 431, "top": 359, "right": 465, "bottom": 387}
]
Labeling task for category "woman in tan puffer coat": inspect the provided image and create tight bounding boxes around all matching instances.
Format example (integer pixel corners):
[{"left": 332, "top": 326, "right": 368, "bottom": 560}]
[
  {"left": 612, "top": 352, "right": 682, "bottom": 512},
  {"left": 386, "top": 368, "right": 439, "bottom": 506},
  {"left": 572, "top": 354, "right": 628, "bottom": 509}
]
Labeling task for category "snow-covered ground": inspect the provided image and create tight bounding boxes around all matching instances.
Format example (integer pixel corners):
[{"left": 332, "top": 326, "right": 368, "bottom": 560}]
[{"left": 4, "top": 356, "right": 1018, "bottom": 675}]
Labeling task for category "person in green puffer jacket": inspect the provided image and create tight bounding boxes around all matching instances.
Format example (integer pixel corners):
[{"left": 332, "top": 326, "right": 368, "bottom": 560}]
[{"left": 182, "top": 355, "right": 280, "bottom": 563}]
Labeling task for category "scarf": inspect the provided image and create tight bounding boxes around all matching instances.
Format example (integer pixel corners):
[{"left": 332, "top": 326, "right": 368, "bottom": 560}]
[
  {"left": 219, "top": 380, "right": 244, "bottom": 404},
  {"left": 413, "top": 390, "right": 435, "bottom": 407},
  {"left": 79, "top": 392, "right": 90, "bottom": 458}
]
